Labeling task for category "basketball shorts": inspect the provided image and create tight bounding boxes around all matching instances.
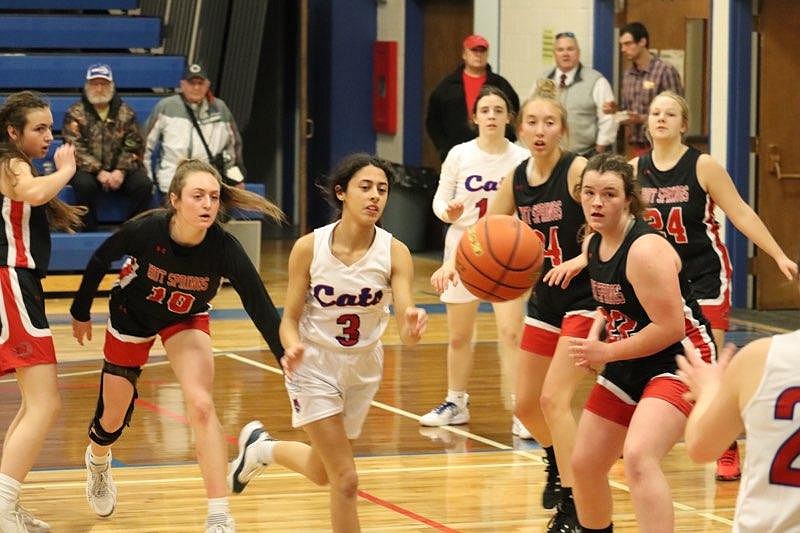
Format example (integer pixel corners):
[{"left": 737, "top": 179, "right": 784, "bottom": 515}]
[
  {"left": 441, "top": 225, "right": 477, "bottom": 304},
  {"left": 691, "top": 269, "right": 731, "bottom": 331},
  {"left": 585, "top": 358, "right": 692, "bottom": 427},
  {"left": 520, "top": 284, "right": 597, "bottom": 357},
  {"left": 284, "top": 341, "right": 384, "bottom": 439},
  {"left": 103, "top": 303, "right": 210, "bottom": 367},
  {"left": 0, "top": 267, "right": 55, "bottom": 375}
]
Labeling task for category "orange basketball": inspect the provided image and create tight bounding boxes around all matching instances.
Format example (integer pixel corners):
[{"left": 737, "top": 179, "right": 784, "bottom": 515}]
[{"left": 455, "top": 215, "right": 543, "bottom": 302}]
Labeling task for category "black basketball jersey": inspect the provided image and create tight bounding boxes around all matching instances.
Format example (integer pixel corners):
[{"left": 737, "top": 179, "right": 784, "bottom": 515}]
[
  {"left": 70, "top": 211, "right": 284, "bottom": 361},
  {"left": 512, "top": 152, "right": 593, "bottom": 306},
  {"left": 637, "top": 147, "right": 731, "bottom": 284},
  {"left": 587, "top": 218, "right": 714, "bottom": 373},
  {"left": 0, "top": 196, "right": 51, "bottom": 278}
]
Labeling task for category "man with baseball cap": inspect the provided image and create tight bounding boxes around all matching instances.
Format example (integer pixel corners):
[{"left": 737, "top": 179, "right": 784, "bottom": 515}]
[
  {"left": 144, "top": 62, "right": 245, "bottom": 193},
  {"left": 62, "top": 63, "right": 153, "bottom": 231},
  {"left": 426, "top": 34, "right": 519, "bottom": 162}
]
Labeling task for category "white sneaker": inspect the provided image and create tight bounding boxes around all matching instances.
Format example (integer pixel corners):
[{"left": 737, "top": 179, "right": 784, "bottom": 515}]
[
  {"left": 228, "top": 420, "right": 273, "bottom": 494},
  {"left": 512, "top": 416, "right": 533, "bottom": 439},
  {"left": 15, "top": 503, "right": 48, "bottom": 532},
  {"left": 205, "top": 515, "right": 235, "bottom": 532},
  {"left": 0, "top": 507, "right": 26, "bottom": 533},
  {"left": 85, "top": 445, "right": 117, "bottom": 517},
  {"left": 419, "top": 397, "right": 470, "bottom": 426}
]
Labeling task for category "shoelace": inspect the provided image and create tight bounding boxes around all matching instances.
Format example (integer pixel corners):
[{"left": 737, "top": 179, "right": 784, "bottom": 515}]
[
  {"left": 91, "top": 469, "right": 111, "bottom": 498},
  {"left": 433, "top": 401, "right": 458, "bottom": 414},
  {"left": 16, "top": 503, "right": 47, "bottom": 528},
  {"left": 546, "top": 502, "right": 577, "bottom": 533},
  {"left": 719, "top": 449, "right": 738, "bottom": 466}
]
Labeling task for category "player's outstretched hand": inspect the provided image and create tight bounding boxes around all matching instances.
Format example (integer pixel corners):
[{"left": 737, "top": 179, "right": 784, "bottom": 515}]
[
  {"left": 72, "top": 318, "right": 92, "bottom": 346},
  {"left": 677, "top": 341, "right": 736, "bottom": 402},
  {"left": 281, "top": 343, "right": 305, "bottom": 381},
  {"left": 568, "top": 337, "right": 609, "bottom": 368},
  {"left": 542, "top": 254, "right": 587, "bottom": 288},
  {"left": 405, "top": 307, "right": 427, "bottom": 342},
  {"left": 431, "top": 263, "right": 459, "bottom": 294},
  {"left": 444, "top": 200, "right": 464, "bottom": 222}
]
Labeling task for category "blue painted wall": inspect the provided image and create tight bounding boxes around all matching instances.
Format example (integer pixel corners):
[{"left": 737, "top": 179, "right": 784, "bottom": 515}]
[
  {"left": 593, "top": 0, "right": 614, "bottom": 80},
  {"left": 404, "top": 0, "right": 424, "bottom": 166}
]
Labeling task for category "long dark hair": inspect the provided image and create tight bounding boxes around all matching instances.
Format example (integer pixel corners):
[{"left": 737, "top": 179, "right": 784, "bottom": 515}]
[{"left": 322, "top": 153, "right": 394, "bottom": 218}]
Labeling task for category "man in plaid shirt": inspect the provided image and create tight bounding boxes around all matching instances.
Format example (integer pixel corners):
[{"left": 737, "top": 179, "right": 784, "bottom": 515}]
[{"left": 603, "top": 22, "right": 683, "bottom": 157}]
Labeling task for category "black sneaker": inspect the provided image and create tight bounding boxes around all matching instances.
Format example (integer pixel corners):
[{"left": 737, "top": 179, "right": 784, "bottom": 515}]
[
  {"left": 542, "top": 454, "right": 562, "bottom": 509},
  {"left": 546, "top": 501, "right": 581, "bottom": 533}
]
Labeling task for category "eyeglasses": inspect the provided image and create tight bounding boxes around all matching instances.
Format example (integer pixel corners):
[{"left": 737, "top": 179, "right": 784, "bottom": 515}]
[{"left": 555, "top": 32, "right": 576, "bottom": 40}]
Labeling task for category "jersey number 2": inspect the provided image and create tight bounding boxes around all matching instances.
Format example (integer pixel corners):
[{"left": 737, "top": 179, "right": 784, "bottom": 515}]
[
  {"left": 769, "top": 386, "right": 800, "bottom": 487},
  {"left": 146, "top": 287, "right": 196, "bottom": 314},
  {"left": 644, "top": 207, "right": 688, "bottom": 243},
  {"left": 336, "top": 314, "right": 361, "bottom": 347}
]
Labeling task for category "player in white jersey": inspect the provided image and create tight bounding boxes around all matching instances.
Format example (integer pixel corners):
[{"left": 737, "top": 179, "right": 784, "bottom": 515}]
[
  {"left": 679, "top": 303, "right": 800, "bottom": 532},
  {"left": 421, "top": 86, "right": 532, "bottom": 436},
  {"left": 227, "top": 153, "right": 427, "bottom": 533}
]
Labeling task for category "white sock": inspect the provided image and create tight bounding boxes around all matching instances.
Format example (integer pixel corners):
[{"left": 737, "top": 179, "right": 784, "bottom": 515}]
[
  {"left": 446, "top": 390, "right": 468, "bottom": 407},
  {"left": 0, "top": 473, "right": 21, "bottom": 512},
  {"left": 89, "top": 449, "right": 111, "bottom": 467},
  {"left": 257, "top": 439, "right": 276, "bottom": 465},
  {"left": 207, "top": 496, "right": 230, "bottom": 519}
]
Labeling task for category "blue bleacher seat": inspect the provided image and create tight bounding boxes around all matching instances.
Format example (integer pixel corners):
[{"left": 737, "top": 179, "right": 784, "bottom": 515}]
[
  {"left": 0, "top": 54, "right": 184, "bottom": 89},
  {"left": 0, "top": 15, "right": 160, "bottom": 49},
  {"left": 0, "top": 0, "right": 138, "bottom": 9}
]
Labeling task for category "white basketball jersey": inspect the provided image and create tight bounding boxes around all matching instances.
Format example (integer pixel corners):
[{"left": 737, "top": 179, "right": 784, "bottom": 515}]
[
  {"left": 433, "top": 139, "right": 529, "bottom": 230},
  {"left": 735, "top": 330, "right": 800, "bottom": 533},
  {"left": 298, "top": 222, "right": 393, "bottom": 352}
]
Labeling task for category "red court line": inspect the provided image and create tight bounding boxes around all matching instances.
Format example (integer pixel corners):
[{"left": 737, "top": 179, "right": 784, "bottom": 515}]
[{"left": 357, "top": 489, "right": 461, "bottom": 533}]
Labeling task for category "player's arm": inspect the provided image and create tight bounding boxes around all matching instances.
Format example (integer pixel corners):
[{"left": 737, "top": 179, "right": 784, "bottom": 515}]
[
  {"left": 543, "top": 219, "right": 590, "bottom": 288},
  {"left": 698, "top": 154, "right": 797, "bottom": 281},
  {"left": 1, "top": 148, "right": 76, "bottom": 206},
  {"left": 279, "top": 233, "right": 313, "bottom": 355},
  {"left": 487, "top": 170, "right": 517, "bottom": 216},
  {"left": 390, "top": 238, "right": 427, "bottom": 346},
  {"left": 566, "top": 155, "right": 588, "bottom": 203},
  {"left": 679, "top": 339, "right": 767, "bottom": 463},
  {"left": 432, "top": 149, "right": 463, "bottom": 222}
]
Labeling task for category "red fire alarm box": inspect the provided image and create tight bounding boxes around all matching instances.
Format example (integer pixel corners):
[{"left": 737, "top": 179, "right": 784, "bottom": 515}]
[{"left": 373, "top": 40, "right": 397, "bottom": 134}]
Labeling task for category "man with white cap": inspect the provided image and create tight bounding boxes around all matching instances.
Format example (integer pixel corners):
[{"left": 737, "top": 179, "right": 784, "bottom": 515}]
[
  {"left": 63, "top": 63, "right": 153, "bottom": 231},
  {"left": 426, "top": 34, "right": 519, "bottom": 162}
]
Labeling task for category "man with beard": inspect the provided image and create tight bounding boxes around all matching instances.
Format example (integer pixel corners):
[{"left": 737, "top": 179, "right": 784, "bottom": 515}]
[{"left": 63, "top": 64, "right": 153, "bottom": 231}]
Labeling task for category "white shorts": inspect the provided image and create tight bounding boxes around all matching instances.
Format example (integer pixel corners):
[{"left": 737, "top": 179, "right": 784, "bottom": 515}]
[
  {"left": 284, "top": 341, "right": 384, "bottom": 439},
  {"left": 441, "top": 225, "right": 478, "bottom": 304}
]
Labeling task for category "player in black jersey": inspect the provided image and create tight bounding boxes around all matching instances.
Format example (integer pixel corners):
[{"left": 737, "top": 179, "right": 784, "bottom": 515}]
[
  {"left": 70, "top": 159, "right": 295, "bottom": 532},
  {"left": 568, "top": 154, "right": 715, "bottom": 533},
  {"left": 0, "top": 91, "right": 85, "bottom": 532},
  {"left": 635, "top": 91, "right": 797, "bottom": 480},
  {"left": 487, "top": 79, "right": 595, "bottom": 531}
]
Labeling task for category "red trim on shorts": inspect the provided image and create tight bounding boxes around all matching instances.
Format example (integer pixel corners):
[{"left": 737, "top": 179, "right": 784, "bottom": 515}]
[
  {"left": 0, "top": 269, "right": 55, "bottom": 375},
  {"left": 700, "top": 302, "right": 730, "bottom": 331},
  {"left": 520, "top": 313, "right": 594, "bottom": 357},
  {"left": 104, "top": 314, "right": 210, "bottom": 367},
  {"left": 585, "top": 376, "right": 691, "bottom": 427}
]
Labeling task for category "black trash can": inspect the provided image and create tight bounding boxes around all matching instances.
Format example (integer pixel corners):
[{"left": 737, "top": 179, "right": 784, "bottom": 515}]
[{"left": 381, "top": 163, "right": 438, "bottom": 252}]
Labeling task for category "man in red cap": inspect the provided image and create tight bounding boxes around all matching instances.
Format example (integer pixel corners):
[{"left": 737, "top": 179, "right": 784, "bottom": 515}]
[{"left": 426, "top": 34, "right": 519, "bottom": 162}]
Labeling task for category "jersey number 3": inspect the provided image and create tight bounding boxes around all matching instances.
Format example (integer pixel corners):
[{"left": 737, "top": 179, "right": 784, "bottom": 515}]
[
  {"left": 769, "top": 386, "right": 800, "bottom": 487},
  {"left": 146, "top": 286, "right": 196, "bottom": 314},
  {"left": 336, "top": 314, "right": 361, "bottom": 347}
]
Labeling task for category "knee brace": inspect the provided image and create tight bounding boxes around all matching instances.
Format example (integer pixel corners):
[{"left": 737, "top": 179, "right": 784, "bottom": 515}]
[{"left": 88, "top": 361, "right": 142, "bottom": 447}]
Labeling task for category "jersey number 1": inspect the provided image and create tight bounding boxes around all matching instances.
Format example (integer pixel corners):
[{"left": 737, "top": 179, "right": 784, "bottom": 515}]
[{"left": 769, "top": 386, "right": 800, "bottom": 487}]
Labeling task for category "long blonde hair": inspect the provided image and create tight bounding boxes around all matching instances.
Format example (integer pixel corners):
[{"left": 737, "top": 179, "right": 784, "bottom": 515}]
[{"left": 0, "top": 91, "right": 85, "bottom": 232}]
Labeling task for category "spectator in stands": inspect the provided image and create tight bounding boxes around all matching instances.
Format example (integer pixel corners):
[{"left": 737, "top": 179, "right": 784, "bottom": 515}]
[
  {"left": 144, "top": 63, "right": 245, "bottom": 194},
  {"left": 535, "top": 31, "right": 617, "bottom": 157},
  {"left": 63, "top": 63, "right": 153, "bottom": 231},
  {"left": 426, "top": 34, "right": 519, "bottom": 162}
]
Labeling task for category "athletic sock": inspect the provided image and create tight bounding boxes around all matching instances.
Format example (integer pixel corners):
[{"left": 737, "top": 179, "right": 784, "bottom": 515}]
[
  {"left": 207, "top": 497, "right": 230, "bottom": 519},
  {"left": 446, "top": 390, "right": 467, "bottom": 407},
  {"left": 580, "top": 524, "right": 613, "bottom": 532},
  {"left": 89, "top": 449, "right": 111, "bottom": 468},
  {"left": 544, "top": 445, "right": 557, "bottom": 467},
  {"left": 257, "top": 439, "right": 277, "bottom": 464},
  {"left": 0, "top": 474, "right": 21, "bottom": 513}
]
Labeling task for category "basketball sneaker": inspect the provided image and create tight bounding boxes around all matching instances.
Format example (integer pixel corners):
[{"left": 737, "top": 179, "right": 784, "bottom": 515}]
[
  {"left": 205, "top": 514, "right": 235, "bottom": 532},
  {"left": 0, "top": 507, "right": 27, "bottom": 533},
  {"left": 546, "top": 499, "right": 580, "bottom": 533},
  {"left": 715, "top": 441, "right": 741, "bottom": 481},
  {"left": 228, "top": 420, "right": 273, "bottom": 494},
  {"left": 542, "top": 453, "right": 562, "bottom": 510},
  {"left": 512, "top": 416, "right": 533, "bottom": 440},
  {"left": 15, "top": 503, "right": 49, "bottom": 532},
  {"left": 419, "top": 396, "right": 470, "bottom": 427},
  {"left": 84, "top": 445, "right": 117, "bottom": 517}
]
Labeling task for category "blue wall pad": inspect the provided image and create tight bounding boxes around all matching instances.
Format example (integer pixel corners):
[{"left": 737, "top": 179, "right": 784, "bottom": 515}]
[
  {"left": 0, "top": 15, "right": 160, "bottom": 49},
  {"left": 0, "top": 54, "right": 184, "bottom": 89},
  {"left": 50, "top": 231, "right": 115, "bottom": 272},
  {"left": 0, "top": 0, "right": 137, "bottom": 9}
]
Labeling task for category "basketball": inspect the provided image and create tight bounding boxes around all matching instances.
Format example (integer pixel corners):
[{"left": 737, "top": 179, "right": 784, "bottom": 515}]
[{"left": 454, "top": 215, "right": 543, "bottom": 302}]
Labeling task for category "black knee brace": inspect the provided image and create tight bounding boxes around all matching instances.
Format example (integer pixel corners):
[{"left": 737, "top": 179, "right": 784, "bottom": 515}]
[{"left": 88, "top": 361, "right": 142, "bottom": 447}]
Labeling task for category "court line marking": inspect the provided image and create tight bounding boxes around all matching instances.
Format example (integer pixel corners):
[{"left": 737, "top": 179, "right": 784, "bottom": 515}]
[{"left": 223, "top": 350, "right": 734, "bottom": 527}]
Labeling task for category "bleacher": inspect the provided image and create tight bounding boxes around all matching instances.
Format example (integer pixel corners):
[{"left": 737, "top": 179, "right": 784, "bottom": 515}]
[{"left": 0, "top": 0, "right": 267, "bottom": 273}]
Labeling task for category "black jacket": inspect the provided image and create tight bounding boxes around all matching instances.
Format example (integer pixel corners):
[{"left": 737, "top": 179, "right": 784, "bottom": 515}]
[{"left": 425, "top": 63, "right": 519, "bottom": 161}]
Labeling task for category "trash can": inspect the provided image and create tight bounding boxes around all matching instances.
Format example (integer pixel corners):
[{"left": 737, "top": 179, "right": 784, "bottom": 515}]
[{"left": 381, "top": 163, "right": 439, "bottom": 252}]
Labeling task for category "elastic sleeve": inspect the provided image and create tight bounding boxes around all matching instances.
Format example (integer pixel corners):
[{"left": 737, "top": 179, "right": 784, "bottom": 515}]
[
  {"left": 222, "top": 234, "right": 285, "bottom": 362},
  {"left": 70, "top": 224, "right": 132, "bottom": 321}
]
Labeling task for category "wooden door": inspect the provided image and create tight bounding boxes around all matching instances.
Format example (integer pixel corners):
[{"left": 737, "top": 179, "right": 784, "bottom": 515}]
[
  {"left": 422, "top": 0, "right": 472, "bottom": 169},
  {"left": 755, "top": 0, "right": 800, "bottom": 309}
]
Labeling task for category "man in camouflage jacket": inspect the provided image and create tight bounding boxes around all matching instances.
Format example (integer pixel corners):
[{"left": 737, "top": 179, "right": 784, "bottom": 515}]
[{"left": 63, "top": 64, "right": 153, "bottom": 231}]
